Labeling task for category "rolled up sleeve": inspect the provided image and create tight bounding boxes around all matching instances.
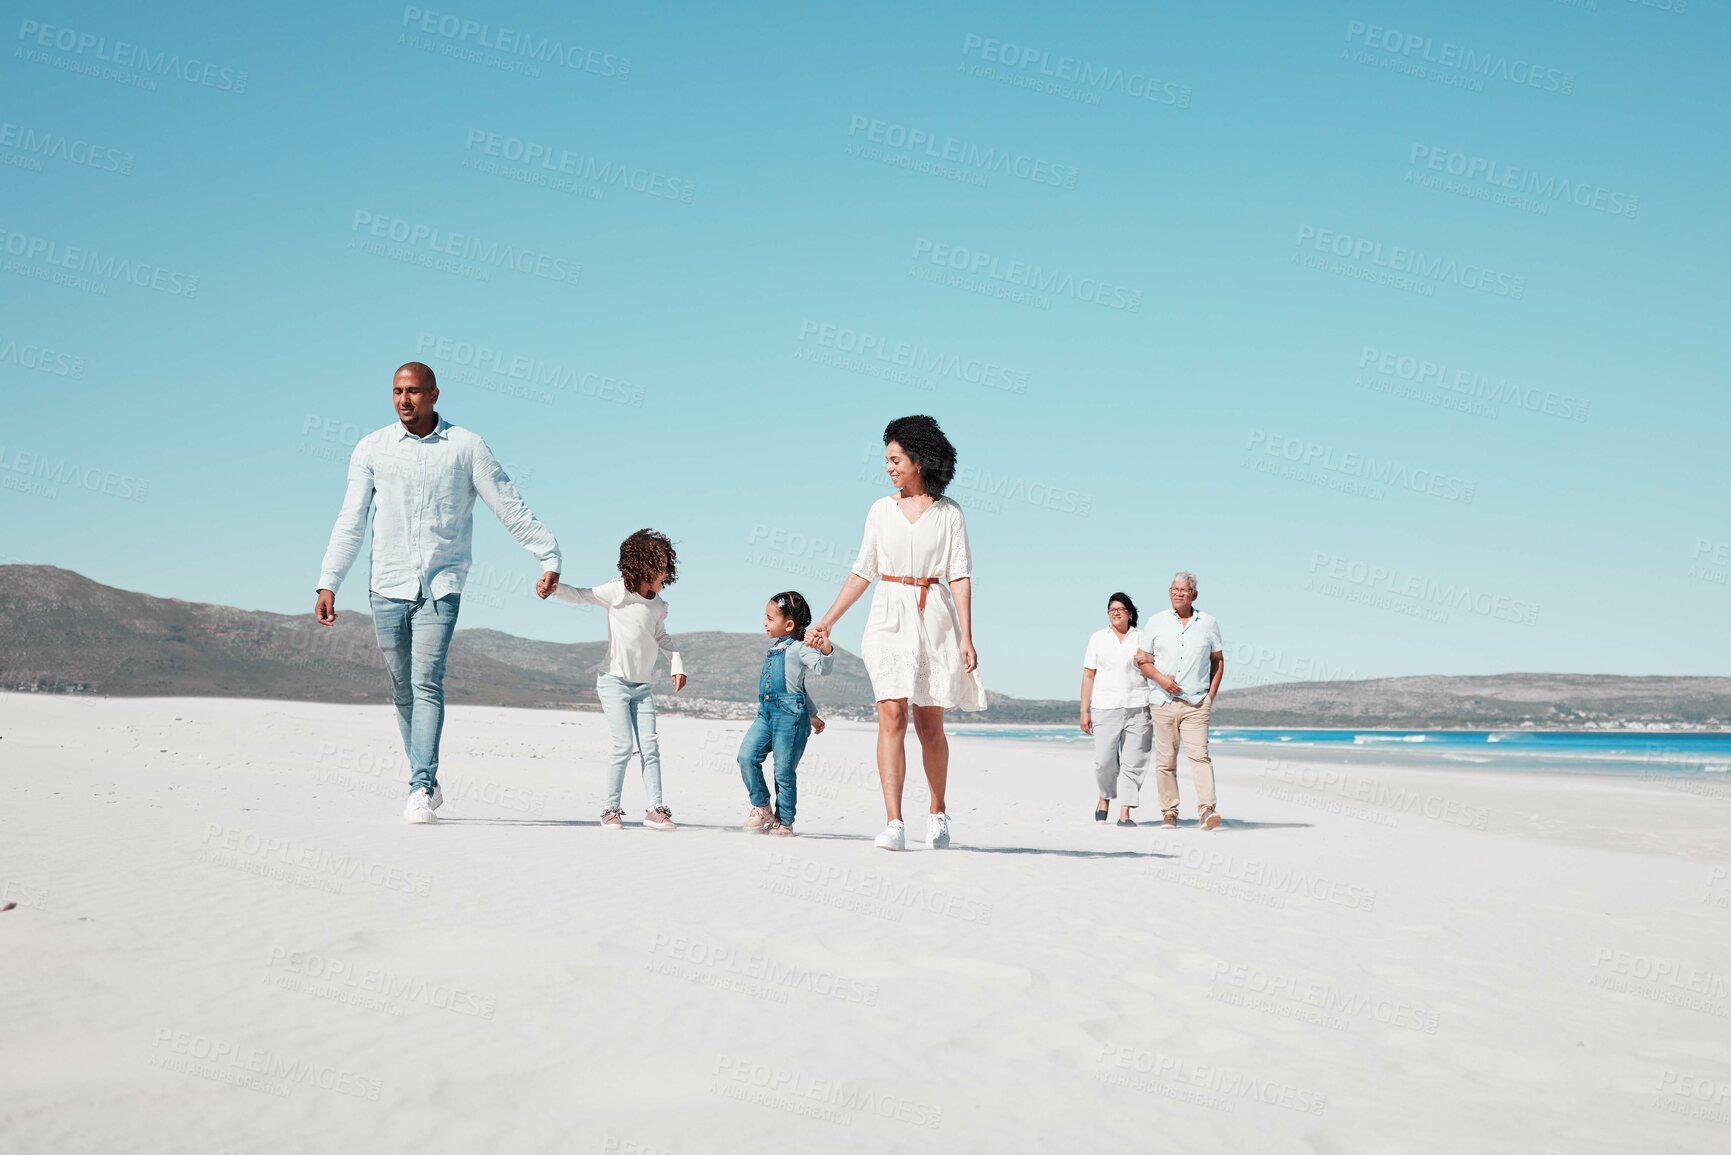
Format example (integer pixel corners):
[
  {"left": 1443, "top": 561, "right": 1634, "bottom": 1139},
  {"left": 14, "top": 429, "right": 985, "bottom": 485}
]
[
  {"left": 800, "top": 644, "right": 833, "bottom": 677},
  {"left": 471, "top": 438, "right": 561, "bottom": 573},
  {"left": 655, "top": 613, "right": 685, "bottom": 678},
  {"left": 945, "top": 504, "right": 973, "bottom": 583},
  {"left": 850, "top": 508, "right": 880, "bottom": 582},
  {"left": 318, "top": 442, "right": 374, "bottom": 592}
]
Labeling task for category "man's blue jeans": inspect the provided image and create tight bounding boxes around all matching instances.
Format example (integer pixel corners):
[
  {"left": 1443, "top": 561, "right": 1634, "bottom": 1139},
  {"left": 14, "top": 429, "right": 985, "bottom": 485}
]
[
  {"left": 596, "top": 672, "right": 664, "bottom": 810},
  {"left": 369, "top": 590, "right": 461, "bottom": 794},
  {"left": 737, "top": 694, "right": 810, "bottom": 825}
]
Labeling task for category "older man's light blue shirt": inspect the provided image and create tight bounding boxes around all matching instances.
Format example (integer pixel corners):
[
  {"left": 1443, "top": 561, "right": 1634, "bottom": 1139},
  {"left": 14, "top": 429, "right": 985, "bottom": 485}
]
[
  {"left": 1138, "top": 609, "right": 1224, "bottom": 706},
  {"left": 318, "top": 417, "right": 560, "bottom": 600}
]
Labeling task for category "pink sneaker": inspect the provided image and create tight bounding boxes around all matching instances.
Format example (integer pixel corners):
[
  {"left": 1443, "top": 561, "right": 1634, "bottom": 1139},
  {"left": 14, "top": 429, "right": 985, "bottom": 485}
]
[
  {"left": 743, "top": 805, "right": 774, "bottom": 831},
  {"left": 765, "top": 821, "right": 795, "bottom": 837},
  {"left": 599, "top": 808, "right": 625, "bottom": 829},
  {"left": 645, "top": 806, "right": 676, "bottom": 831}
]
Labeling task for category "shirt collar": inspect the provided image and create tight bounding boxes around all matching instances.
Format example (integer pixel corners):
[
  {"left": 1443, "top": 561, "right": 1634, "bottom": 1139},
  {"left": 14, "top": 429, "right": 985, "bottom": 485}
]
[{"left": 396, "top": 416, "right": 450, "bottom": 442}]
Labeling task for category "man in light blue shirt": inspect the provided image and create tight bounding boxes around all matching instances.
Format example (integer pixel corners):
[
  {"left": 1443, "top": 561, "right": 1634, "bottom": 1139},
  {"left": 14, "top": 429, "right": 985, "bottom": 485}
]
[
  {"left": 1135, "top": 571, "right": 1226, "bottom": 830},
  {"left": 314, "top": 362, "right": 562, "bottom": 824}
]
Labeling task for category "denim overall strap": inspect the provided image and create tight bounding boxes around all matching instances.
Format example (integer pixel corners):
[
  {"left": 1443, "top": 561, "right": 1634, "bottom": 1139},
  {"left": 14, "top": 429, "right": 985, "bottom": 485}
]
[
  {"left": 760, "top": 641, "right": 809, "bottom": 716},
  {"left": 760, "top": 641, "right": 789, "bottom": 703}
]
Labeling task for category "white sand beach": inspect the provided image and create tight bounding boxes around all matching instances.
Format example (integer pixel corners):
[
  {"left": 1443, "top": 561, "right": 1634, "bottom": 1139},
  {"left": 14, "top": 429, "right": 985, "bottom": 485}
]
[{"left": 2, "top": 692, "right": 1728, "bottom": 1154}]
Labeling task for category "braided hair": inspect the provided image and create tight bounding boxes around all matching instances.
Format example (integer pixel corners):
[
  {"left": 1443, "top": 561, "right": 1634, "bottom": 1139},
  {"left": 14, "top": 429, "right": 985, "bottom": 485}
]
[
  {"left": 770, "top": 591, "right": 813, "bottom": 640},
  {"left": 883, "top": 414, "right": 957, "bottom": 499}
]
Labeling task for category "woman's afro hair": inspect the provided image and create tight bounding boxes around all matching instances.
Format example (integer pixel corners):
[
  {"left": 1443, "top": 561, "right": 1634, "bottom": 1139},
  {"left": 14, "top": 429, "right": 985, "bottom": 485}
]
[{"left": 883, "top": 414, "right": 957, "bottom": 498}]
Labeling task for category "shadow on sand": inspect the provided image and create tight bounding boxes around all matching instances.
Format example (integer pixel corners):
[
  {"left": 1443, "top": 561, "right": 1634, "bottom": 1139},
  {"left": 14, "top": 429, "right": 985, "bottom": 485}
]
[{"left": 435, "top": 816, "right": 1314, "bottom": 854}]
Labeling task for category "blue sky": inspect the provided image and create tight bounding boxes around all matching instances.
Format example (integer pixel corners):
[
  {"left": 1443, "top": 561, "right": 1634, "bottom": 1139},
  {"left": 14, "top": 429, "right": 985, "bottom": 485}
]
[{"left": 4, "top": 0, "right": 1726, "bottom": 699}]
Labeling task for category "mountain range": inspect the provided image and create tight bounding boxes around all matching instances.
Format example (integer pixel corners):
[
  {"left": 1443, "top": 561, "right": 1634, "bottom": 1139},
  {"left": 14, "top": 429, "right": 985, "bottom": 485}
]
[
  {"left": 2, "top": 567, "right": 1725, "bottom": 729},
  {"left": 0, "top": 566, "right": 1065, "bottom": 720}
]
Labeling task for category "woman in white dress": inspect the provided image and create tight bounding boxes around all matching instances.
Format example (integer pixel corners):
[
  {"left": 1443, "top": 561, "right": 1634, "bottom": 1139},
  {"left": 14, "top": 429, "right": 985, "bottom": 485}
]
[{"left": 809, "top": 415, "right": 986, "bottom": 852}]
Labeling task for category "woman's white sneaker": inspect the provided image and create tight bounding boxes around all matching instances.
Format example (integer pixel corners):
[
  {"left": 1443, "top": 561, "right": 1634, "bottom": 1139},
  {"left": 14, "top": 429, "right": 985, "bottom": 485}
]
[
  {"left": 926, "top": 812, "right": 951, "bottom": 849},
  {"left": 874, "top": 820, "right": 906, "bottom": 851},
  {"left": 403, "top": 789, "right": 437, "bottom": 824}
]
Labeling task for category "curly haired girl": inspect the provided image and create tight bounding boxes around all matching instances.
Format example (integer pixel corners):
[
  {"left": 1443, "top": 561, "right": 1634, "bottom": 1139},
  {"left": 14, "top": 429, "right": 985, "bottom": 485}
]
[{"left": 547, "top": 528, "right": 686, "bottom": 830}]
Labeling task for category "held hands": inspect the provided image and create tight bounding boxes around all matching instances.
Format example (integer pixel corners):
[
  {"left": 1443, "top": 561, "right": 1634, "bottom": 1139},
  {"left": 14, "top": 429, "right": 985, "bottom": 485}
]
[
  {"left": 671, "top": 673, "right": 687, "bottom": 693},
  {"left": 806, "top": 622, "right": 831, "bottom": 652},
  {"left": 535, "top": 571, "right": 561, "bottom": 599},
  {"left": 314, "top": 589, "right": 337, "bottom": 626}
]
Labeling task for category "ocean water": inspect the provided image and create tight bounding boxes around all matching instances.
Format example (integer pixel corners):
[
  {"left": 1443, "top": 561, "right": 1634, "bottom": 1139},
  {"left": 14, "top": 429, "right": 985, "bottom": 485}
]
[{"left": 948, "top": 726, "right": 1731, "bottom": 781}]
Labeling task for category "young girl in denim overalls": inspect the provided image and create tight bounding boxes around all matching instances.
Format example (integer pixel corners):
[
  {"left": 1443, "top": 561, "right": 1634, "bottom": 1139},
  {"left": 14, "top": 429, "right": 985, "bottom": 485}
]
[{"left": 738, "top": 591, "right": 832, "bottom": 836}]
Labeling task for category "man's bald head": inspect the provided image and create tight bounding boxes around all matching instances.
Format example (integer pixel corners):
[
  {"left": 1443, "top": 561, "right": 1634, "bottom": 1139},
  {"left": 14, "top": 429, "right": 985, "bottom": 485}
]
[{"left": 395, "top": 361, "right": 437, "bottom": 389}]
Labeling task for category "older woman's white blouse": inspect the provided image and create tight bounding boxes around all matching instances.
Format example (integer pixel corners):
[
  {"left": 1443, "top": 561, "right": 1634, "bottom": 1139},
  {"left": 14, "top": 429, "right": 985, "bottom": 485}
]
[{"left": 850, "top": 496, "right": 987, "bottom": 710}]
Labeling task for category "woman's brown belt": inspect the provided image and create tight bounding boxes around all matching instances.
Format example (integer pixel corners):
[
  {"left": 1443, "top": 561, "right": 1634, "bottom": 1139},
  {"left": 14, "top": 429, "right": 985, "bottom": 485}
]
[{"left": 881, "top": 574, "right": 941, "bottom": 611}]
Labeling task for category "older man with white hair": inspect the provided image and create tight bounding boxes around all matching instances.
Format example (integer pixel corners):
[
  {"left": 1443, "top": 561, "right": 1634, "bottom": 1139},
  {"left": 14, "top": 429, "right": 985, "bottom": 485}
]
[{"left": 1134, "top": 571, "right": 1226, "bottom": 829}]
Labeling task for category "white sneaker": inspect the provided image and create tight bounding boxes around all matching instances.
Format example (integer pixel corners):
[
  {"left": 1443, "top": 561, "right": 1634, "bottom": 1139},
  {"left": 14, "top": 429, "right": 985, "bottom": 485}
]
[
  {"left": 404, "top": 789, "right": 437, "bottom": 824},
  {"left": 874, "top": 819, "right": 906, "bottom": 852},
  {"left": 926, "top": 812, "right": 951, "bottom": 850},
  {"left": 429, "top": 786, "right": 444, "bottom": 811}
]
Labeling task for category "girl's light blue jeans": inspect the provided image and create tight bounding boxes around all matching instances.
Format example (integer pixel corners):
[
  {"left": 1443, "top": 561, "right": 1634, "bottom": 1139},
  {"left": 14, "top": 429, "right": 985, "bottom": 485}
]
[{"left": 596, "top": 672, "right": 663, "bottom": 810}]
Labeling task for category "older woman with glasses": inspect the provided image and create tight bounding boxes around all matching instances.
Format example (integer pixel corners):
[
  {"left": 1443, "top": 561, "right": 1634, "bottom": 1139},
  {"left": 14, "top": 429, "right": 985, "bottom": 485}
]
[{"left": 1081, "top": 592, "right": 1152, "bottom": 826}]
